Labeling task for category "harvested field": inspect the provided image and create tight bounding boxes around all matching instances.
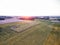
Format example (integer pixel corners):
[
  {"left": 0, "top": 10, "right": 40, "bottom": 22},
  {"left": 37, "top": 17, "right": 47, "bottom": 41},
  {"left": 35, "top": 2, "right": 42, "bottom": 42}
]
[
  {"left": 0, "top": 20, "right": 60, "bottom": 45},
  {"left": 10, "top": 21, "right": 40, "bottom": 32}
]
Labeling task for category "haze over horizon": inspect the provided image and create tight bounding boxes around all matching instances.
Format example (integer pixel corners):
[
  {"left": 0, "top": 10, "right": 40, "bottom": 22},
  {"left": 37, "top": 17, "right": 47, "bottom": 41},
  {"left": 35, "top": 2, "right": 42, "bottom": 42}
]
[{"left": 0, "top": 0, "right": 60, "bottom": 16}]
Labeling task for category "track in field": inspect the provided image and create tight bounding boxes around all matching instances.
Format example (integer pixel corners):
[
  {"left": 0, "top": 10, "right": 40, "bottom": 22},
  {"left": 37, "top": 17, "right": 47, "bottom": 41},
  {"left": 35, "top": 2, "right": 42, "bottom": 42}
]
[{"left": 0, "top": 20, "right": 53, "bottom": 45}]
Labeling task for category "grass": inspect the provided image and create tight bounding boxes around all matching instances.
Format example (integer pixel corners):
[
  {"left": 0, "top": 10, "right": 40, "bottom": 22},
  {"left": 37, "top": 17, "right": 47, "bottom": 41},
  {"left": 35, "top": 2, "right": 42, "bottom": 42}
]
[
  {"left": 0, "top": 26, "right": 17, "bottom": 42},
  {"left": 44, "top": 29, "right": 60, "bottom": 45},
  {"left": 1, "top": 21, "right": 51, "bottom": 45},
  {"left": 52, "top": 23, "right": 60, "bottom": 27},
  {"left": 43, "top": 20, "right": 60, "bottom": 45},
  {"left": 0, "top": 22, "right": 27, "bottom": 42},
  {"left": 0, "top": 20, "right": 60, "bottom": 45}
]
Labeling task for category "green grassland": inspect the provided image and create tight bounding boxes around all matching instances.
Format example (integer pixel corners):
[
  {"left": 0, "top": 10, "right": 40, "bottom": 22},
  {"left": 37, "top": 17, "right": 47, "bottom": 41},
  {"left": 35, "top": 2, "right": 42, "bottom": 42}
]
[{"left": 0, "top": 20, "right": 60, "bottom": 45}]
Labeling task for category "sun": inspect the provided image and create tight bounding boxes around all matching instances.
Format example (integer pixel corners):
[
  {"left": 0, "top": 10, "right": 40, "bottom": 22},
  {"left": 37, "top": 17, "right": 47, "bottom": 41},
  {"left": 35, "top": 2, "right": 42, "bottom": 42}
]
[{"left": 21, "top": 16, "right": 31, "bottom": 19}]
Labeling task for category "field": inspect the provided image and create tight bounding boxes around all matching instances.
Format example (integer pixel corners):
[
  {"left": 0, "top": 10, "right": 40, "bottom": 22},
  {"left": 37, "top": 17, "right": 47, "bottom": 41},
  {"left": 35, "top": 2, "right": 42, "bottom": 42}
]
[{"left": 0, "top": 20, "right": 60, "bottom": 45}]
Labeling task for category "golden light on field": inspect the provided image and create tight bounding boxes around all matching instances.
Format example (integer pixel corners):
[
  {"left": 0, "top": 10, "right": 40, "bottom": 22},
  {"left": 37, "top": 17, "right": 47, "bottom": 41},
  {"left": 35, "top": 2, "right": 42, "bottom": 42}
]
[
  {"left": 21, "top": 16, "right": 31, "bottom": 19},
  {"left": 21, "top": 20, "right": 34, "bottom": 23}
]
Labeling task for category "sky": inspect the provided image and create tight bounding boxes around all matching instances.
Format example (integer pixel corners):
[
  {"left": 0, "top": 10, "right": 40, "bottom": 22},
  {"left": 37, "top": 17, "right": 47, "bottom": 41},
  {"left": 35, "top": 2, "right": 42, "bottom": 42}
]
[{"left": 0, "top": 0, "right": 60, "bottom": 16}]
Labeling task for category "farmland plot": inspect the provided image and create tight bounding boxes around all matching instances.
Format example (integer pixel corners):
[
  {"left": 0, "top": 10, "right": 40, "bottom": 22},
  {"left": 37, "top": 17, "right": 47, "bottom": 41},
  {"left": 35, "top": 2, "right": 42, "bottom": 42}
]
[
  {"left": 0, "top": 20, "right": 52, "bottom": 45},
  {"left": 10, "top": 21, "right": 40, "bottom": 32},
  {"left": 1, "top": 20, "right": 60, "bottom": 45}
]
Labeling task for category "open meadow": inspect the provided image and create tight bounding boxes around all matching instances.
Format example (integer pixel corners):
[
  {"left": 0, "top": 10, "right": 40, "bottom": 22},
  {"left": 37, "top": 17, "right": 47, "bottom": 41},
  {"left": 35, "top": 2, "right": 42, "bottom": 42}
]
[{"left": 0, "top": 20, "right": 60, "bottom": 45}]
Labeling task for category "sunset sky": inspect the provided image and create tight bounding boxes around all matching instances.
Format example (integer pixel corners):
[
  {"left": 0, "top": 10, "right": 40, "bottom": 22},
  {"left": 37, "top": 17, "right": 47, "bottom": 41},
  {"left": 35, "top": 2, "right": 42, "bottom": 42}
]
[{"left": 0, "top": 0, "right": 60, "bottom": 16}]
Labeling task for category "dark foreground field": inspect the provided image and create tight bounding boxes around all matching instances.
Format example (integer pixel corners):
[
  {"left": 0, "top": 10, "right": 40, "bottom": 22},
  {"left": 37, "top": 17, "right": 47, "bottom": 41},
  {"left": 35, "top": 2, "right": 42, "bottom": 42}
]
[{"left": 0, "top": 20, "right": 60, "bottom": 45}]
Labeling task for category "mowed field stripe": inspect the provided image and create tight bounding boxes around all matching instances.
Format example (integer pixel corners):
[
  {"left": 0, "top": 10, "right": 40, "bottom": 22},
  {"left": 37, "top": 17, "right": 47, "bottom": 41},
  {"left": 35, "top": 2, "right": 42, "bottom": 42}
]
[
  {"left": 0, "top": 20, "right": 52, "bottom": 45},
  {"left": 6, "top": 21, "right": 52, "bottom": 45},
  {"left": 0, "top": 21, "right": 41, "bottom": 45}
]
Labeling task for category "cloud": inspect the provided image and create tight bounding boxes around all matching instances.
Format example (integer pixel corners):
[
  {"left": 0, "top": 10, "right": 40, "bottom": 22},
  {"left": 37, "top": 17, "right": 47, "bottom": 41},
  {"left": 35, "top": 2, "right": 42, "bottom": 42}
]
[{"left": 0, "top": 0, "right": 60, "bottom": 16}]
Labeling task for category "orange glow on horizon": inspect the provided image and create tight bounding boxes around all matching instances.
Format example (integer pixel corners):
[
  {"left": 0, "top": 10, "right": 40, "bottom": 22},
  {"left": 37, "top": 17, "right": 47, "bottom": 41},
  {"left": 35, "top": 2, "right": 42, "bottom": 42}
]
[
  {"left": 17, "top": 16, "right": 34, "bottom": 20},
  {"left": 21, "top": 16, "right": 32, "bottom": 19}
]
